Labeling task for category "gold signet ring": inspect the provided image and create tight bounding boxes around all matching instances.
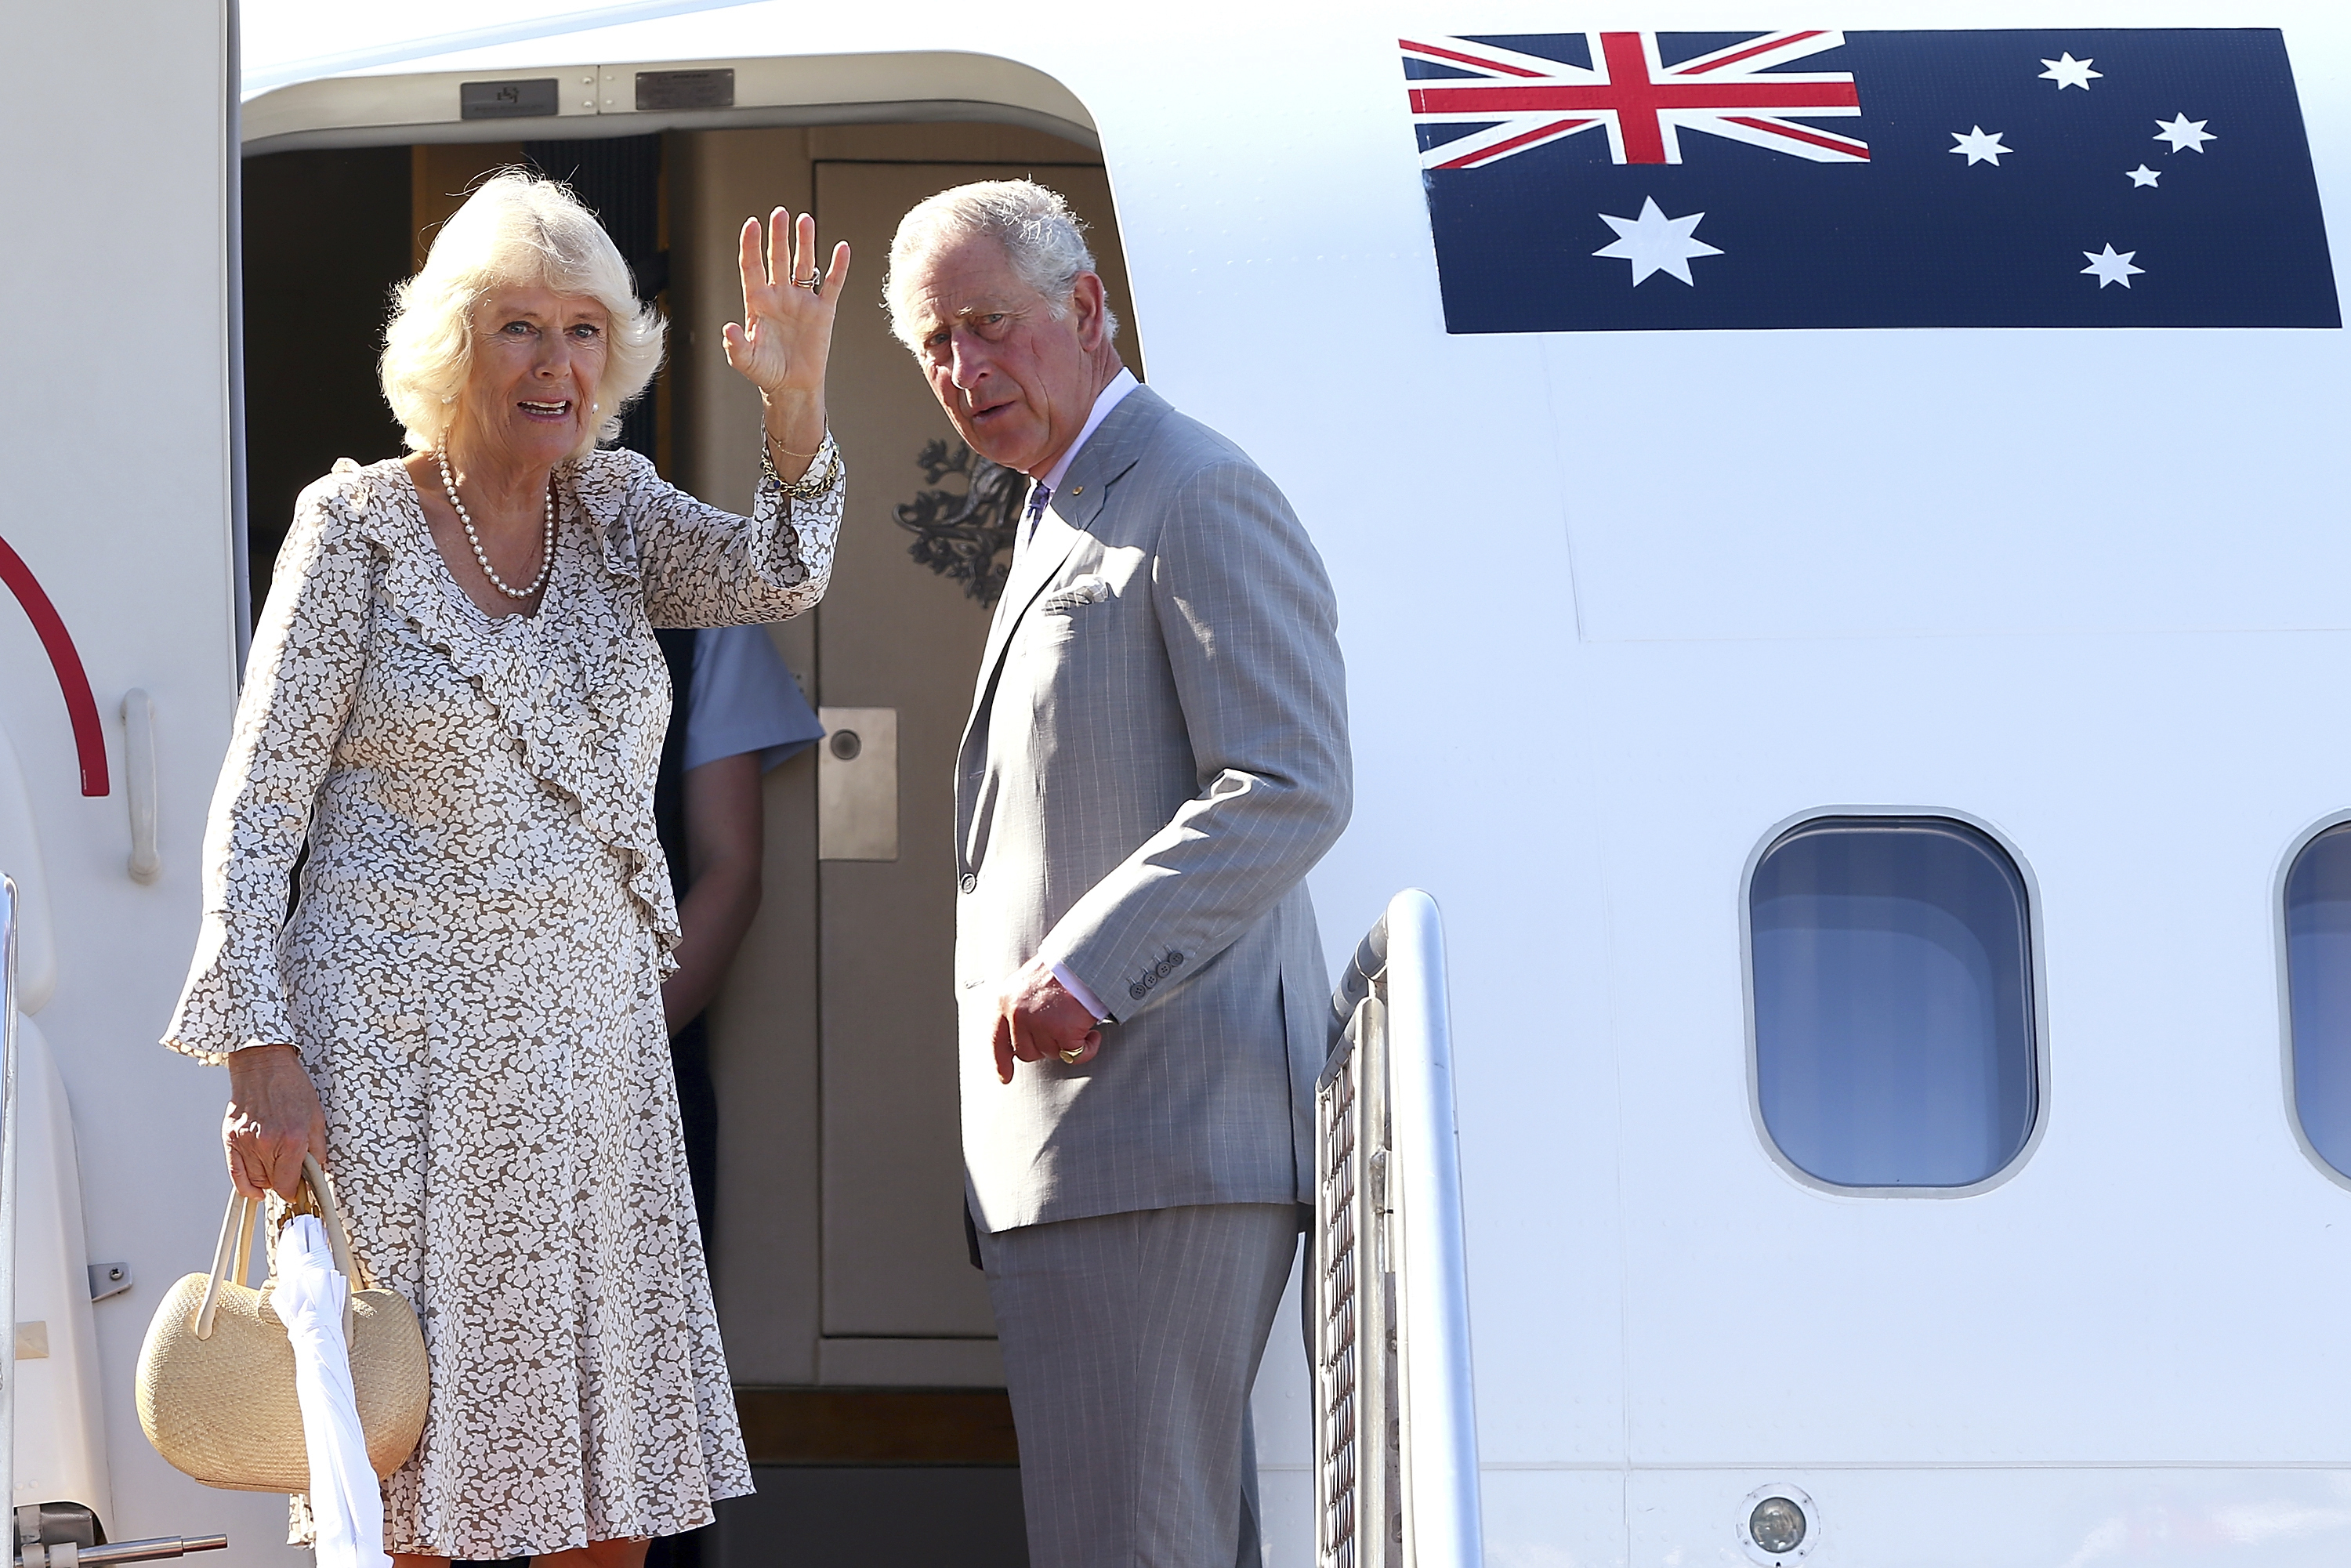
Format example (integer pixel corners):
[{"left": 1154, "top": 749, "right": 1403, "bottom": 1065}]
[{"left": 1059, "top": 1046, "right": 1085, "bottom": 1065}]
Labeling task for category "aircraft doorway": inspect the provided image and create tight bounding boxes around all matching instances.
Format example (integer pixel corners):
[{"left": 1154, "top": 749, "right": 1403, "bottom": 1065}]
[
  {"left": 240, "top": 116, "right": 1146, "bottom": 1568},
  {"left": 689, "top": 129, "right": 1143, "bottom": 1568},
  {"left": 797, "top": 151, "right": 1142, "bottom": 1358}
]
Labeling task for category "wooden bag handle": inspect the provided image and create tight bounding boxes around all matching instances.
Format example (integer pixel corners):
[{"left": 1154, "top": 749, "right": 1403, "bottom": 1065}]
[{"left": 194, "top": 1156, "right": 360, "bottom": 1342}]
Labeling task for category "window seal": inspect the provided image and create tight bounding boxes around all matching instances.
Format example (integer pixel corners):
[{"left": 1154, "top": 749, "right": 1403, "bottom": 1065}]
[
  {"left": 2274, "top": 810, "right": 2351, "bottom": 1194},
  {"left": 1739, "top": 805, "right": 2052, "bottom": 1200}
]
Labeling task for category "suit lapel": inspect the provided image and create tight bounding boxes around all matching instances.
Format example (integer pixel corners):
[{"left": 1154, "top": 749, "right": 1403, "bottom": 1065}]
[
  {"left": 962, "top": 387, "right": 1168, "bottom": 733},
  {"left": 973, "top": 507, "right": 1081, "bottom": 697},
  {"left": 954, "top": 388, "right": 1170, "bottom": 868},
  {"left": 954, "top": 502, "right": 1085, "bottom": 873}
]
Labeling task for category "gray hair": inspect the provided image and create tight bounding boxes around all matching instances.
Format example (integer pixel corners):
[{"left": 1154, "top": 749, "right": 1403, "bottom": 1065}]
[
  {"left": 379, "top": 168, "right": 665, "bottom": 456},
  {"left": 884, "top": 179, "right": 1120, "bottom": 351}
]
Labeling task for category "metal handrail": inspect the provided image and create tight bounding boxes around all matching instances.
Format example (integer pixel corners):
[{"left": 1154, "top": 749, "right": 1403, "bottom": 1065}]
[
  {"left": 2, "top": 880, "right": 226, "bottom": 1565},
  {"left": 16, "top": 1538, "right": 229, "bottom": 1568},
  {"left": 1313, "top": 889, "right": 1483, "bottom": 1568},
  {"left": 3, "top": 873, "right": 19, "bottom": 1526}
]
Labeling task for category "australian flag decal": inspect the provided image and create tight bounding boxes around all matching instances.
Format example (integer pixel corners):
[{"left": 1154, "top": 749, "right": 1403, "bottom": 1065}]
[{"left": 1404, "top": 29, "right": 2342, "bottom": 331}]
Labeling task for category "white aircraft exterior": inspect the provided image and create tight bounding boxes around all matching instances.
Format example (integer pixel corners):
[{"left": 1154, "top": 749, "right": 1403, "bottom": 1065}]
[{"left": 2, "top": 2, "right": 2347, "bottom": 1564}]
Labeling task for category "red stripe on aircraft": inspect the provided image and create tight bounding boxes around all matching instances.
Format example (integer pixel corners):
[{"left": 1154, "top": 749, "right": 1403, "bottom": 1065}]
[{"left": 0, "top": 534, "right": 110, "bottom": 797}]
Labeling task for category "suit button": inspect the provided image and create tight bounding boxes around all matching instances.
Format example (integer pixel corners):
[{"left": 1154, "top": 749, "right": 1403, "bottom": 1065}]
[{"left": 959, "top": 873, "right": 978, "bottom": 894}]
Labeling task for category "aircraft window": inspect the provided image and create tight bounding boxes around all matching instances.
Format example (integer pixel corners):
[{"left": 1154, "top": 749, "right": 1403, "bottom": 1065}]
[
  {"left": 2283, "top": 824, "right": 2351, "bottom": 1180},
  {"left": 1748, "top": 817, "right": 2038, "bottom": 1190}
]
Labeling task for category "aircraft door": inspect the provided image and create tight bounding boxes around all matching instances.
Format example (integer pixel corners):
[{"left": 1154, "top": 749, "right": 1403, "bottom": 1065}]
[
  {"left": 677, "top": 132, "right": 1145, "bottom": 1567},
  {"left": 802, "top": 157, "right": 1140, "bottom": 1371}
]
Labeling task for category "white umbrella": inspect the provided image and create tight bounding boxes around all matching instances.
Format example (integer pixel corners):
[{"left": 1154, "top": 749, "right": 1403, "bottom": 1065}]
[{"left": 274, "top": 1216, "right": 390, "bottom": 1568}]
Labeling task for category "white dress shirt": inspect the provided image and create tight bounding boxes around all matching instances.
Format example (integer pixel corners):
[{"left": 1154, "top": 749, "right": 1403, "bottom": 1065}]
[{"left": 1035, "top": 368, "right": 1138, "bottom": 507}]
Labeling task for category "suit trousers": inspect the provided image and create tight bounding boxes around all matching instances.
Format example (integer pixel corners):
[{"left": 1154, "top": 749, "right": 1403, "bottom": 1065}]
[{"left": 979, "top": 1203, "right": 1301, "bottom": 1568}]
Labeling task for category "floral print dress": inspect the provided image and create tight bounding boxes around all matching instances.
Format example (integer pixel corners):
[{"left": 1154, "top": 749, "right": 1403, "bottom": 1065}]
[{"left": 163, "top": 441, "right": 842, "bottom": 1557}]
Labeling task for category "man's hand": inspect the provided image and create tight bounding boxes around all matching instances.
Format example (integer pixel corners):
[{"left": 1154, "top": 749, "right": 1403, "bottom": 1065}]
[
  {"left": 223, "top": 1043, "right": 329, "bottom": 1200},
  {"left": 993, "top": 957, "right": 1103, "bottom": 1085}
]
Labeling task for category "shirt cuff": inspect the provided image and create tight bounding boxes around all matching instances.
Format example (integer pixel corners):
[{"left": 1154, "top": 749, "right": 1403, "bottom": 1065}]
[{"left": 1052, "top": 962, "right": 1110, "bottom": 1023}]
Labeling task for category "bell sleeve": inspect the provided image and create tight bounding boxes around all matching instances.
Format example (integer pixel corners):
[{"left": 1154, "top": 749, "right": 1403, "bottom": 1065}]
[
  {"left": 162, "top": 471, "right": 375, "bottom": 1065},
  {"left": 605, "top": 440, "right": 843, "bottom": 629}
]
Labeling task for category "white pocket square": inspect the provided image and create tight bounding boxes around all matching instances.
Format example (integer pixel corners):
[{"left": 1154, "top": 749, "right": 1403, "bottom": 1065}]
[{"left": 1040, "top": 575, "right": 1111, "bottom": 614}]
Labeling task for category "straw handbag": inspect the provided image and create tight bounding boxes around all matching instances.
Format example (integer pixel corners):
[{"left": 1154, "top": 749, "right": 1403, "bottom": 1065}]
[{"left": 136, "top": 1156, "right": 428, "bottom": 1492}]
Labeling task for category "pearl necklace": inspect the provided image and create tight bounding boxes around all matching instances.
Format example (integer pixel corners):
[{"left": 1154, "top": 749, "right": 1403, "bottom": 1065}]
[{"left": 436, "top": 448, "right": 554, "bottom": 599}]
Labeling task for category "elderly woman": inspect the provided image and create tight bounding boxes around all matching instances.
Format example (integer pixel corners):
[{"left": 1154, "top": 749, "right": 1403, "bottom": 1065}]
[{"left": 162, "top": 171, "right": 848, "bottom": 1566}]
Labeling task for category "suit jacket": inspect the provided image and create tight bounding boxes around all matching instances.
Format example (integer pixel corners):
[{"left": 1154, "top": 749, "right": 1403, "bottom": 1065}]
[{"left": 955, "top": 385, "right": 1353, "bottom": 1233}]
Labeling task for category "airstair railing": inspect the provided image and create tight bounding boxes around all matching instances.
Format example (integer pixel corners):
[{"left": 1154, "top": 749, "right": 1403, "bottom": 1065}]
[
  {"left": 3, "top": 878, "right": 229, "bottom": 1568},
  {"left": 3, "top": 872, "right": 20, "bottom": 1525},
  {"left": 1314, "top": 889, "right": 1483, "bottom": 1568}
]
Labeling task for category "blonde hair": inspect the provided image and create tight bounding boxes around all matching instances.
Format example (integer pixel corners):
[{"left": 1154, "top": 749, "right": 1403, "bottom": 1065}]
[
  {"left": 884, "top": 179, "right": 1119, "bottom": 352},
  {"left": 379, "top": 169, "right": 665, "bottom": 455}
]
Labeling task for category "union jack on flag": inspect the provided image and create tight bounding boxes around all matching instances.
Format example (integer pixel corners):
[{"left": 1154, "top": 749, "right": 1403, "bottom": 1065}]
[{"left": 1404, "top": 30, "right": 1869, "bottom": 169}]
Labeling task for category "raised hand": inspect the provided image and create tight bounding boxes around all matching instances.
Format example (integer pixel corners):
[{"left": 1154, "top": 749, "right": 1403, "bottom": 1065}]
[{"left": 723, "top": 208, "right": 849, "bottom": 404}]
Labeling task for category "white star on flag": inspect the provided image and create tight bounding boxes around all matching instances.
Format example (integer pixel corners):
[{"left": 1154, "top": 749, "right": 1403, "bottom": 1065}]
[
  {"left": 1592, "top": 197, "right": 1722, "bottom": 286},
  {"left": 2127, "top": 165, "right": 2161, "bottom": 187},
  {"left": 2081, "top": 244, "right": 2145, "bottom": 288},
  {"left": 1949, "top": 126, "right": 2013, "bottom": 166},
  {"left": 2039, "top": 53, "right": 2102, "bottom": 89},
  {"left": 2154, "top": 113, "right": 2216, "bottom": 153}
]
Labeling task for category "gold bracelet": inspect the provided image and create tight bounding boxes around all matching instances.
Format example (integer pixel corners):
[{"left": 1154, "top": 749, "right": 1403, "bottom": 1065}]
[{"left": 761, "top": 433, "right": 842, "bottom": 500}]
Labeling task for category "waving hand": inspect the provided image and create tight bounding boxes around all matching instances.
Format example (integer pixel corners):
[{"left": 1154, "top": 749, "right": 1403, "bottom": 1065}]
[{"left": 723, "top": 208, "right": 849, "bottom": 473}]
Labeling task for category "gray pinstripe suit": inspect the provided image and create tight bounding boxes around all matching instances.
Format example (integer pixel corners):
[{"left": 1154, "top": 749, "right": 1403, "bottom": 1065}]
[{"left": 954, "top": 384, "right": 1351, "bottom": 1566}]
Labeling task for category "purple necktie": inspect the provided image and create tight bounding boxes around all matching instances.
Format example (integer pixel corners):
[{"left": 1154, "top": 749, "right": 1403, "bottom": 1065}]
[{"left": 1023, "top": 483, "right": 1052, "bottom": 545}]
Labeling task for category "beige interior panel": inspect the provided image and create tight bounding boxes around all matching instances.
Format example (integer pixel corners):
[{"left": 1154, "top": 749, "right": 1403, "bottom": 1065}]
[
  {"left": 669, "top": 126, "right": 814, "bottom": 516},
  {"left": 677, "top": 126, "right": 823, "bottom": 1384},
  {"left": 705, "top": 735, "right": 822, "bottom": 1385}
]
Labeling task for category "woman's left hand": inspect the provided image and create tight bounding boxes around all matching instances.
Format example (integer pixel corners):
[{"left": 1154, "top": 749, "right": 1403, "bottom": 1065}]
[
  {"left": 723, "top": 209, "right": 849, "bottom": 406},
  {"left": 223, "top": 1043, "right": 329, "bottom": 1200}
]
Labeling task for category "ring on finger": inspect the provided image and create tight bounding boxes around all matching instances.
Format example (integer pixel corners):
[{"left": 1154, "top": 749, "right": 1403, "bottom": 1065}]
[
  {"left": 796, "top": 271, "right": 823, "bottom": 293},
  {"left": 1059, "top": 1046, "right": 1085, "bottom": 1065}
]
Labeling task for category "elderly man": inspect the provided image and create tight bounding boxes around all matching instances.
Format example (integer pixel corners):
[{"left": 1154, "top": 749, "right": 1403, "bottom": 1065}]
[{"left": 886, "top": 179, "right": 1351, "bottom": 1567}]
